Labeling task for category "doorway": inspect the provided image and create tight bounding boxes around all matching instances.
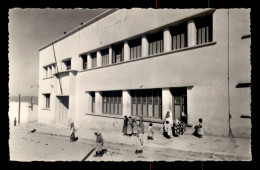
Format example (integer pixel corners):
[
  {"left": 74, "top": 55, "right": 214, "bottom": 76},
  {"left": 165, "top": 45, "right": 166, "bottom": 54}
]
[
  {"left": 56, "top": 96, "right": 69, "bottom": 125},
  {"left": 171, "top": 88, "right": 187, "bottom": 123}
]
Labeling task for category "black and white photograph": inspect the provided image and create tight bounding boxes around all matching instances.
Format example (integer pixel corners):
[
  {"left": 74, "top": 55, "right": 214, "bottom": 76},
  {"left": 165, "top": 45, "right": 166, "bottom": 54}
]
[{"left": 8, "top": 8, "right": 252, "bottom": 162}]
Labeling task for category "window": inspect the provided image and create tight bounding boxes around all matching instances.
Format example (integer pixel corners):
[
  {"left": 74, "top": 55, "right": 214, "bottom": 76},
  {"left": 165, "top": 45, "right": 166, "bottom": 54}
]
[
  {"left": 102, "top": 91, "right": 122, "bottom": 115},
  {"left": 196, "top": 15, "right": 212, "bottom": 45},
  {"left": 171, "top": 24, "right": 187, "bottom": 50},
  {"left": 43, "top": 64, "right": 56, "bottom": 78},
  {"left": 90, "top": 92, "right": 95, "bottom": 113},
  {"left": 91, "top": 52, "right": 97, "bottom": 68},
  {"left": 101, "top": 48, "right": 109, "bottom": 66},
  {"left": 52, "top": 64, "right": 56, "bottom": 75},
  {"left": 129, "top": 38, "right": 142, "bottom": 59},
  {"left": 64, "top": 60, "right": 71, "bottom": 70},
  {"left": 131, "top": 89, "right": 162, "bottom": 119},
  {"left": 148, "top": 32, "right": 164, "bottom": 56},
  {"left": 112, "top": 43, "right": 124, "bottom": 64},
  {"left": 81, "top": 54, "right": 88, "bottom": 70},
  {"left": 48, "top": 66, "right": 52, "bottom": 77},
  {"left": 44, "top": 67, "right": 48, "bottom": 78},
  {"left": 44, "top": 94, "right": 50, "bottom": 108}
]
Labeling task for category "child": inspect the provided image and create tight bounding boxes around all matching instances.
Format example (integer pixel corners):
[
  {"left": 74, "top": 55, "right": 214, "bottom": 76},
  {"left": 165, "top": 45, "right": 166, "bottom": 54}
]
[
  {"left": 164, "top": 121, "right": 172, "bottom": 138},
  {"left": 127, "top": 116, "right": 133, "bottom": 136},
  {"left": 70, "top": 128, "right": 78, "bottom": 142},
  {"left": 194, "top": 118, "right": 204, "bottom": 138},
  {"left": 94, "top": 131, "right": 104, "bottom": 157},
  {"left": 14, "top": 117, "right": 17, "bottom": 126},
  {"left": 122, "top": 116, "right": 128, "bottom": 135},
  {"left": 132, "top": 118, "right": 138, "bottom": 136},
  {"left": 135, "top": 132, "right": 143, "bottom": 154},
  {"left": 147, "top": 122, "right": 154, "bottom": 140}
]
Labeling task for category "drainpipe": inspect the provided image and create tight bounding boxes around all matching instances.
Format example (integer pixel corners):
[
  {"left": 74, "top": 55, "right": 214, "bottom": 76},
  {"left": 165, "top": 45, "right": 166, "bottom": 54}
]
[
  {"left": 52, "top": 43, "right": 63, "bottom": 94},
  {"left": 18, "top": 94, "right": 21, "bottom": 124},
  {"left": 227, "top": 9, "right": 233, "bottom": 137}
]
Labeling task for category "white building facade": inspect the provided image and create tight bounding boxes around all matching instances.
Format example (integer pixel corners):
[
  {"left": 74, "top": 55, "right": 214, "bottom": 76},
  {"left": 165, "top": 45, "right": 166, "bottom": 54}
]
[{"left": 38, "top": 9, "right": 251, "bottom": 137}]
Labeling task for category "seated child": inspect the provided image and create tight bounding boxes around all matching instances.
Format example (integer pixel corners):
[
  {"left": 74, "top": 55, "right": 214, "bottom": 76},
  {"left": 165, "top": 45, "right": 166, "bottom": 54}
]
[
  {"left": 147, "top": 122, "right": 154, "bottom": 140},
  {"left": 135, "top": 133, "right": 143, "bottom": 154},
  {"left": 193, "top": 118, "right": 204, "bottom": 138},
  {"left": 70, "top": 128, "right": 78, "bottom": 142}
]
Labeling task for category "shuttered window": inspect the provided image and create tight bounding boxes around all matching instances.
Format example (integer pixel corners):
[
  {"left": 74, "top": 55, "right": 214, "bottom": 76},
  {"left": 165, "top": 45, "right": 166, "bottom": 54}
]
[
  {"left": 102, "top": 91, "right": 122, "bottom": 115},
  {"left": 131, "top": 89, "right": 162, "bottom": 119},
  {"left": 171, "top": 24, "right": 187, "bottom": 50},
  {"left": 196, "top": 15, "right": 212, "bottom": 45},
  {"left": 81, "top": 55, "right": 87, "bottom": 70},
  {"left": 148, "top": 32, "right": 164, "bottom": 56},
  {"left": 101, "top": 48, "right": 109, "bottom": 66},
  {"left": 112, "top": 43, "right": 124, "bottom": 64},
  {"left": 91, "top": 52, "right": 97, "bottom": 68},
  {"left": 129, "top": 38, "right": 142, "bottom": 59}
]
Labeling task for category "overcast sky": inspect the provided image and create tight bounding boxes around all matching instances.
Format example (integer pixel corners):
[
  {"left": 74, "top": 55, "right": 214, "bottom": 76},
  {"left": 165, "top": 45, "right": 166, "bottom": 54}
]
[{"left": 8, "top": 8, "right": 107, "bottom": 97}]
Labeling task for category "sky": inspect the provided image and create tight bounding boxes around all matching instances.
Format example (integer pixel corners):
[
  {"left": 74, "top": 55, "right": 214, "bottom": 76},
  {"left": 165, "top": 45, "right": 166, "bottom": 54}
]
[{"left": 8, "top": 8, "right": 107, "bottom": 97}]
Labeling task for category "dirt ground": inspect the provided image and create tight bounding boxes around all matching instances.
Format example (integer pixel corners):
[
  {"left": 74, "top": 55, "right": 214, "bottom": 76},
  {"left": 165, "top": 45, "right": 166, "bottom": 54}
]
[{"left": 9, "top": 125, "right": 243, "bottom": 161}]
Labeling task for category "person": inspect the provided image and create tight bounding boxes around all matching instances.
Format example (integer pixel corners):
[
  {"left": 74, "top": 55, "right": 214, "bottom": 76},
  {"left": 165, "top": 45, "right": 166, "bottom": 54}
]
[
  {"left": 163, "top": 110, "right": 173, "bottom": 137},
  {"left": 181, "top": 112, "right": 187, "bottom": 124},
  {"left": 164, "top": 121, "right": 172, "bottom": 138},
  {"left": 127, "top": 116, "right": 133, "bottom": 136},
  {"left": 132, "top": 118, "right": 138, "bottom": 136},
  {"left": 194, "top": 118, "right": 204, "bottom": 138},
  {"left": 14, "top": 117, "right": 17, "bottom": 126},
  {"left": 94, "top": 131, "right": 104, "bottom": 157},
  {"left": 70, "top": 127, "right": 78, "bottom": 142},
  {"left": 138, "top": 116, "right": 145, "bottom": 141},
  {"left": 122, "top": 116, "right": 128, "bottom": 135},
  {"left": 147, "top": 122, "right": 154, "bottom": 140},
  {"left": 173, "top": 118, "right": 181, "bottom": 137},
  {"left": 135, "top": 132, "right": 143, "bottom": 154}
]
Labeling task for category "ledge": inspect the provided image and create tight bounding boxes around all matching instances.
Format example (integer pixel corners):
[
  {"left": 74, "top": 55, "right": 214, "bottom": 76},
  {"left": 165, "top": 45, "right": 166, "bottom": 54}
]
[
  {"left": 53, "top": 70, "right": 78, "bottom": 76},
  {"left": 42, "top": 108, "right": 51, "bottom": 110},
  {"left": 241, "top": 114, "right": 251, "bottom": 118},
  {"left": 80, "top": 41, "right": 217, "bottom": 73},
  {"left": 43, "top": 77, "right": 54, "bottom": 80},
  {"left": 85, "top": 113, "right": 163, "bottom": 124}
]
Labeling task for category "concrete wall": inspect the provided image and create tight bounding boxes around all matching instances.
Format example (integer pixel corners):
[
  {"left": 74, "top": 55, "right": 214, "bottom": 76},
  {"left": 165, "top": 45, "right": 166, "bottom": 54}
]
[
  {"left": 38, "top": 9, "right": 251, "bottom": 137},
  {"left": 9, "top": 102, "right": 38, "bottom": 125},
  {"left": 228, "top": 9, "right": 251, "bottom": 138}
]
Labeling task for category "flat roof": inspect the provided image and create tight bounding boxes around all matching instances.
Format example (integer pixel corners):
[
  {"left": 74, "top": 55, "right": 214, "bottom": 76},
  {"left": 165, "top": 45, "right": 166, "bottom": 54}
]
[{"left": 38, "top": 9, "right": 118, "bottom": 51}]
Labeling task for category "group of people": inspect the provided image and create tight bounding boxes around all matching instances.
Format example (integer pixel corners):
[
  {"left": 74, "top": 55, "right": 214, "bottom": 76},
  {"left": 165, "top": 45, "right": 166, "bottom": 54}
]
[
  {"left": 69, "top": 111, "right": 204, "bottom": 157},
  {"left": 163, "top": 110, "right": 187, "bottom": 138},
  {"left": 122, "top": 115, "right": 154, "bottom": 154}
]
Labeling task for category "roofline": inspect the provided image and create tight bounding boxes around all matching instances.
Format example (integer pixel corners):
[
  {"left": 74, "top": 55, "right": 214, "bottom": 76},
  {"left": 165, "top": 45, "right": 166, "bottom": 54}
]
[{"left": 38, "top": 8, "right": 119, "bottom": 51}]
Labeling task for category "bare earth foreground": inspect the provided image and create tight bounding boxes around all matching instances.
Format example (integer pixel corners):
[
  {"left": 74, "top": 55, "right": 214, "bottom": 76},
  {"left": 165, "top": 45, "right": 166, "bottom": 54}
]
[{"left": 9, "top": 124, "right": 251, "bottom": 161}]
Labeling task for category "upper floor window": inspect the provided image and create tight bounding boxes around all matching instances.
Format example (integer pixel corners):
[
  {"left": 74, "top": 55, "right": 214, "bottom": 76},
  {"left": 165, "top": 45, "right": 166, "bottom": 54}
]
[
  {"left": 43, "top": 64, "right": 56, "bottom": 78},
  {"left": 148, "top": 31, "right": 164, "bottom": 56},
  {"left": 112, "top": 43, "right": 124, "bottom": 64},
  {"left": 81, "top": 54, "right": 87, "bottom": 70},
  {"left": 63, "top": 60, "right": 71, "bottom": 70},
  {"left": 171, "top": 24, "right": 187, "bottom": 50},
  {"left": 101, "top": 48, "right": 109, "bottom": 66},
  {"left": 91, "top": 52, "right": 97, "bottom": 68},
  {"left": 196, "top": 15, "right": 213, "bottom": 45},
  {"left": 129, "top": 38, "right": 142, "bottom": 59}
]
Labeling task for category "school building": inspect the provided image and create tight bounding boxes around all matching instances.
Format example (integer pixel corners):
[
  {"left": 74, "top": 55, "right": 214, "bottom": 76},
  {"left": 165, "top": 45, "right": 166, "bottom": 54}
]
[{"left": 38, "top": 9, "right": 251, "bottom": 137}]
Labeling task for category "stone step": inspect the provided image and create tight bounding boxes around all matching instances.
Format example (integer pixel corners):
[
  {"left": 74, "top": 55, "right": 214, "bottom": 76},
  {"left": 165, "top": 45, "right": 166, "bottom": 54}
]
[{"left": 184, "top": 126, "right": 195, "bottom": 135}]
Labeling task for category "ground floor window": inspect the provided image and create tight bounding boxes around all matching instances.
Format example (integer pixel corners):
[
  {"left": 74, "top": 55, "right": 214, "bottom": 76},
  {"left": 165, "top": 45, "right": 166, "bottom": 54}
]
[
  {"left": 90, "top": 92, "right": 95, "bottom": 113},
  {"left": 131, "top": 89, "right": 162, "bottom": 119},
  {"left": 102, "top": 91, "right": 122, "bottom": 115},
  {"left": 43, "top": 94, "right": 50, "bottom": 108}
]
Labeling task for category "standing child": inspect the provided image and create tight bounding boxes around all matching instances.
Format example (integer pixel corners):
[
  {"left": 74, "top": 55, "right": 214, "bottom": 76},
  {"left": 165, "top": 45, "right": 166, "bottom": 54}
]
[
  {"left": 14, "top": 117, "right": 17, "bottom": 127},
  {"left": 127, "top": 116, "right": 133, "bottom": 136},
  {"left": 122, "top": 116, "right": 128, "bottom": 135},
  {"left": 94, "top": 131, "right": 104, "bottom": 157},
  {"left": 164, "top": 121, "right": 172, "bottom": 138},
  {"left": 132, "top": 118, "right": 138, "bottom": 136},
  {"left": 147, "top": 122, "right": 154, "bottom": 140},
  {"left": 70, "top": 127, "right": 78, "bottom": 142},
  {"left": 135, "top": 132, "right": 143, "bottom": 154}
]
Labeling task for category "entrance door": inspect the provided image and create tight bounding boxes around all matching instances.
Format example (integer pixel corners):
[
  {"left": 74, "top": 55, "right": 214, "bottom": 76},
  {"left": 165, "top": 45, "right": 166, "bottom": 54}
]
[
  {"left": 171, "top": 88, "right": 187, "bottom": 123},
  {"left": 57, "top": 96, "right": 69, "bottom": 125}
]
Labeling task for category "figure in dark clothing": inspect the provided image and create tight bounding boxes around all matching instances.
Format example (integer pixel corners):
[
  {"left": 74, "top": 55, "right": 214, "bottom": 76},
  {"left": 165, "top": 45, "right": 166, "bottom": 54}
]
[
  {"left": 94, "top": 131, "right": 105, "bottom": 157},
  {"left": 122, "top": 116, "right": 128, "bottom": 135},
  {"left": 70, "top": 128, "right": 78, "bottom": 142},
  {"left": 127, "top": 116, "right": 133, "bottom": 136},
  {"left": 193, "top": 118, "right": 204, "bottom": 138},
  {"left": 14, "top": 117, "right": 17, "bottom": 126}
]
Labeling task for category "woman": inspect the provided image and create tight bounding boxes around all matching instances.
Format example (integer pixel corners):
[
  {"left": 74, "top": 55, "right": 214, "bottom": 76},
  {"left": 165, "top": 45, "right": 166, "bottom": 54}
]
[
  {"left": 163, "top": 110, "right": 173, "bottom": 137},
  {"left": 127, "top": 116, "right": 133, "bottom": 136},
  {"left": 132, "top": 118, "right": 138, "bottom": 135},
  {"left": 122, "top": 116, "right": 128, "bottom": 135}
]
